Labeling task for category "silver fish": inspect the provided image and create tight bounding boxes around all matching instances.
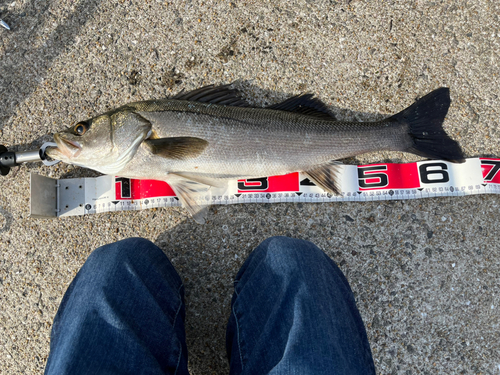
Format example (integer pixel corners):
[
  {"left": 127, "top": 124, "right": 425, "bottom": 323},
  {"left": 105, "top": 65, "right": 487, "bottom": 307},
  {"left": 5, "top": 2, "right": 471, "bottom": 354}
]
[{"left": 47, "top": 85, "right": 464, "bottom": 223}]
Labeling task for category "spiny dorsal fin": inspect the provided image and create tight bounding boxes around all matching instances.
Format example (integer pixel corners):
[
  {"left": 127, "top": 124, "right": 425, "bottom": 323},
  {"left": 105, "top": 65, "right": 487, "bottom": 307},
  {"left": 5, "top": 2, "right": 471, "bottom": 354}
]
[
  {"left": 144, "top": 137, "right": 208, "bottom": 159},
  {"left": 266, "top": 94, "right": 336, "bottom": 120},
  {"left": 303, "top": 161, "right": 344, "bottom": 195},
  {"left": 173, "top": 84, "right": 250, "bottom": 107}
]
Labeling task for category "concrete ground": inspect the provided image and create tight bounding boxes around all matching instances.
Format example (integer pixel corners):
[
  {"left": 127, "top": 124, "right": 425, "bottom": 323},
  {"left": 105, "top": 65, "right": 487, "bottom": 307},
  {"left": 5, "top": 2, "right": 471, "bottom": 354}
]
[{"left": 1, "top": 0, "right": 499, "bottom": 373}]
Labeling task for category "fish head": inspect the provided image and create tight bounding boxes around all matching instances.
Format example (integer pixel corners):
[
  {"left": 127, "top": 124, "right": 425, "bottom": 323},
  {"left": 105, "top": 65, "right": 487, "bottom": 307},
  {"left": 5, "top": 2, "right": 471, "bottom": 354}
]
[{"left": 46, "top": 110, "right": 151, "bottom": 174}]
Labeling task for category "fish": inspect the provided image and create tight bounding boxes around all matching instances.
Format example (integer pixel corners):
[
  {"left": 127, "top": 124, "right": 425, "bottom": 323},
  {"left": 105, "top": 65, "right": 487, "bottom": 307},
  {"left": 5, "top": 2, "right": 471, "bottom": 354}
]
[{"left": 46, "top": 84, "right": 464, "bottom": 223}]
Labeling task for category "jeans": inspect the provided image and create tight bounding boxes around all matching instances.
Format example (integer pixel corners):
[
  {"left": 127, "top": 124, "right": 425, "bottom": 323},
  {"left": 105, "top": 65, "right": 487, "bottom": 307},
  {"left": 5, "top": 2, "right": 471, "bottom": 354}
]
[{"left": 45, "top": 237, "right": 375, "bottom": 375}]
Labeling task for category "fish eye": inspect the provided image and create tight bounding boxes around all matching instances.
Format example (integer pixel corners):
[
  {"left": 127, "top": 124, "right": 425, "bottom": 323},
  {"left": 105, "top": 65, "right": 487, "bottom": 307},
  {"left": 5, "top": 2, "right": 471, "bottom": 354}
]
[{"left": 74, "top": 122, "right": 89, "bottom": 135}]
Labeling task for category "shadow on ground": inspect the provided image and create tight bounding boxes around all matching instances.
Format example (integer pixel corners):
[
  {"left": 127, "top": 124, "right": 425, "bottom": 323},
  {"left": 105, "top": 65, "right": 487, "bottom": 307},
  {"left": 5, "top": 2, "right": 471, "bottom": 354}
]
[{"left": 0, "top": 0, "right": 103, "bottom": 130}]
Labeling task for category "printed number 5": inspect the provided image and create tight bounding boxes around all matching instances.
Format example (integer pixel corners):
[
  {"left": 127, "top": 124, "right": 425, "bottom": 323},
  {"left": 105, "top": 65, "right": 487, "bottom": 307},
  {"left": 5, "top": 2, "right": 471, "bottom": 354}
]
[{"left": 358, "top": 166, "right": 389, "bottom": 188}]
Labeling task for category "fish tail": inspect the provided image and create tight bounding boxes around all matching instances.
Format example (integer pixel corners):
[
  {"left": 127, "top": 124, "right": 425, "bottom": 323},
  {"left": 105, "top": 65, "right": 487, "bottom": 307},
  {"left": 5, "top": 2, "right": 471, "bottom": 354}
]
[{"left": 390, "top": 88, "right": 465, "bottom": 163}]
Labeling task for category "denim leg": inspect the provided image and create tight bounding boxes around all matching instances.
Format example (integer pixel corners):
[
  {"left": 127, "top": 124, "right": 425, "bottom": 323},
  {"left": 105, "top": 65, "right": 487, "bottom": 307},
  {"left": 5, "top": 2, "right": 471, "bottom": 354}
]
[
  {"left": 45, "top": 238, "right": 189, "bottom": 375},
  {"left": 226, "top": 236, "right": 375, "bottom": 375}
]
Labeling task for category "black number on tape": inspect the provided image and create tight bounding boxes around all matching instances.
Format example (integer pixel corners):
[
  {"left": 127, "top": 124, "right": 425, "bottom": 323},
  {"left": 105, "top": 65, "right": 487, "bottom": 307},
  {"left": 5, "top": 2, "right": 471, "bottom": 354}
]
[
  {"left": 358, "top": 166, "right": 389, "bottom": 188},
  {"left": 238, "top": 177, "right": 268, "bottom": 190},
  {"left": 116, "top": 177, "right": 131, "bottom": 198},
  {"left": 419, "top": 163, "right": 449, "bottom": 184},
  {"left": 481, "top": 160, "right": 500, "bottom": 181}
]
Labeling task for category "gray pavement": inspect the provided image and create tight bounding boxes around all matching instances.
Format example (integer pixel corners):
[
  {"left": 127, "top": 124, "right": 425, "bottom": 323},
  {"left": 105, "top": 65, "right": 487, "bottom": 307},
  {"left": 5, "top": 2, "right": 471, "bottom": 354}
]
[{"left": 1, "top": 0, "right": 499, "bottom": 373}]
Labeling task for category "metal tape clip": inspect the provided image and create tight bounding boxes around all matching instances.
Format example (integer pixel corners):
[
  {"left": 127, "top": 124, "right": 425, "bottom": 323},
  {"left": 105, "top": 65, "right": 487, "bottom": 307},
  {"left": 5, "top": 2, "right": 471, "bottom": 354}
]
[{"left": 40, "top": 142, "right": 60, "bottom": 166}]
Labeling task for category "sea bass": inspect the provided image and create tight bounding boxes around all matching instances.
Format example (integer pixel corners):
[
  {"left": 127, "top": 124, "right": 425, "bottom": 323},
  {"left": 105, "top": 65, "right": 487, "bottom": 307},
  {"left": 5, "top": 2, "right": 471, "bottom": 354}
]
[{"left": 47, "top": 85, "right": 464, "bottom": 223}]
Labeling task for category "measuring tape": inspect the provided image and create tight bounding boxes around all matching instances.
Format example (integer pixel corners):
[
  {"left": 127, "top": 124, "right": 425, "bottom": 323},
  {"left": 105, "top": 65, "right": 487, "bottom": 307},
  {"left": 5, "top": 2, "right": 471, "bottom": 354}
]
[{"left": 30, "top": 157, "right": 500, "bottom": 218}]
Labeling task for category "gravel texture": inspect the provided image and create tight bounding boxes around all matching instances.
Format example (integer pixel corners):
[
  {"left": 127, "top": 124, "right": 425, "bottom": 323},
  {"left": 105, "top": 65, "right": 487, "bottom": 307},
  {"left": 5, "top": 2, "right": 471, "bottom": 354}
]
[{"left": 1, "top": 0, "right": 500, "bottom": 374}]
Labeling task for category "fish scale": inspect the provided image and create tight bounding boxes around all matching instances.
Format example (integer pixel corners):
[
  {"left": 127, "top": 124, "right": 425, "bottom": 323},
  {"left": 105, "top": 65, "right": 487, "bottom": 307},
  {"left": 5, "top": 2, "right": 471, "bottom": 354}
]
[{"left": 124, "top": 104, "right": 409, "bottom": 179}]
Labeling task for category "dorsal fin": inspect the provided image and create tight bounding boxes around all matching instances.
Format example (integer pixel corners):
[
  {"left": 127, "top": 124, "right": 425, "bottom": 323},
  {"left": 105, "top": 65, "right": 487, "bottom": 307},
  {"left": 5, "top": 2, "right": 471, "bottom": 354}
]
[
  {"left": 266, "top": 94, "right": 336, "bottom": 120},
  {"left": 172, "top": 84, "right": 336, "bottom": 119},
  {"left": 173, "top": 84, "right": 250, "bottom": 107}
]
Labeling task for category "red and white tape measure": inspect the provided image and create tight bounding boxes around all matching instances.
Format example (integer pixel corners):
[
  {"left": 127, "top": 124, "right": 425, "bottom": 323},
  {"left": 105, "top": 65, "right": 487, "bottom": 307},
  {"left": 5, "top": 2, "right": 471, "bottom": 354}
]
[{"left": 30, "top": 157, "right": 500, "bottom": 218}]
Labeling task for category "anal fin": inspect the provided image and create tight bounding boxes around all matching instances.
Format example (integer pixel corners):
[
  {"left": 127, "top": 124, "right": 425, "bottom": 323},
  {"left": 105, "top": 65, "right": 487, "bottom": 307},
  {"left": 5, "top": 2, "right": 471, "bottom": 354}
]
[
  {"left": 167, "top": 177, "right": 212, "bottom": 224},
  {"left": 303, "top": 162, "right": 343, "bottom": 195},
  {"left": 170, "top": 172, "right": 228, "bottom": 189}
]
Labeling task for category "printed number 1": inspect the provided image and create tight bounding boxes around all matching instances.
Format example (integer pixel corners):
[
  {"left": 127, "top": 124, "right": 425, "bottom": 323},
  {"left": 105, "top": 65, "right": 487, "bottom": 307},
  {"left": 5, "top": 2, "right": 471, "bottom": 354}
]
[{"left": 116, "top": 177, "right": 131, "bottom": 198}]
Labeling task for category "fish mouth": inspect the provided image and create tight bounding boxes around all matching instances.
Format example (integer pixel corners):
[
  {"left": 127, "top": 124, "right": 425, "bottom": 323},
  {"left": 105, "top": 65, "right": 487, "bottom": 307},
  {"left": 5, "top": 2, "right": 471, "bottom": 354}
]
[{"left": 52, "top": 133, "right": 82, "bottom": 158}]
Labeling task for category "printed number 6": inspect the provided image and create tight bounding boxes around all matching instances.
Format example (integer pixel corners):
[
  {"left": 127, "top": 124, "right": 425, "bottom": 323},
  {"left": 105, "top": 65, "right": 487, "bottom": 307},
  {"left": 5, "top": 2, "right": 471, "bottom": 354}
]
[{"left": 419, "top": 163, "right": 449, "bottom": 184}]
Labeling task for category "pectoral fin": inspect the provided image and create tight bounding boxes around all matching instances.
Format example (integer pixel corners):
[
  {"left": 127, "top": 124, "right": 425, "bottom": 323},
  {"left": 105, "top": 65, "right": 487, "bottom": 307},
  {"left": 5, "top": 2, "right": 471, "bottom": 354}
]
[
  {"left": 168, "top": 177, "right": 212, "bottom": 224},
  {"left": 303, "top": 161, "right": 344, "bottom": 195},
  {"left": 144, "top": 137, "right": 208, "bottom": 159}
]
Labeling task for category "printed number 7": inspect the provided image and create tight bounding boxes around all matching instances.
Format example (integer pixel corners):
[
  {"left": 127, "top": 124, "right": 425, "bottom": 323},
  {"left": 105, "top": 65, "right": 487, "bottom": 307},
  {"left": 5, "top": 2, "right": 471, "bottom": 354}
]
[{"left": 482, "top": 160, "right": 500, "bottom": 181}]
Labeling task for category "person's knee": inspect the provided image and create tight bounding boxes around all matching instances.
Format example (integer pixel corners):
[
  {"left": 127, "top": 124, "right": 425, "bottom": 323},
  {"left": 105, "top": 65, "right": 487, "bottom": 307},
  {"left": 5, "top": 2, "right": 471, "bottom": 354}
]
[
  {"left": 255, "top": 236, "right": 327, "bottom": 272},
  {"left": 260, "top": 236, "right": 323, "bottom": 258},
  {"left": 86, "top": 237, "right": 159, "bottom": 270}
]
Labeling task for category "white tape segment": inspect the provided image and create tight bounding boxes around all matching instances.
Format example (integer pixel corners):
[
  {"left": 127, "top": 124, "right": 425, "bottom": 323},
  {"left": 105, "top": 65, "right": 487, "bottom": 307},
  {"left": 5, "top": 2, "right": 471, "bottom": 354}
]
[{"left": 49, "top": 157, "right": 499, "bottom": 217}]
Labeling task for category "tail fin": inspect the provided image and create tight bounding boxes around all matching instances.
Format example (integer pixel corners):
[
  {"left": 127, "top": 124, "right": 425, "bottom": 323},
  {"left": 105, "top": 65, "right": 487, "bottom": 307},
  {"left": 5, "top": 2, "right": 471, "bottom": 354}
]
[{"left": 390, "top": 88, "right": 465, "bottom": 163}]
